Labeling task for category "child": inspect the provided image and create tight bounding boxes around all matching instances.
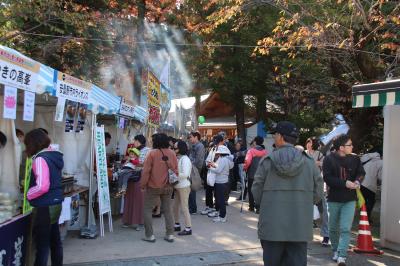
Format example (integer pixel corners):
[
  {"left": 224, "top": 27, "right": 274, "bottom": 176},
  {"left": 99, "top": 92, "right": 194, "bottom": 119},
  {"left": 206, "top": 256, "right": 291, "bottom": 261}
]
[
  {"left": 116, "top": 148, "right": 140, "bottom": 196},
  {"left": 207, "top": 145, "right": 234, "bottom": 223}
]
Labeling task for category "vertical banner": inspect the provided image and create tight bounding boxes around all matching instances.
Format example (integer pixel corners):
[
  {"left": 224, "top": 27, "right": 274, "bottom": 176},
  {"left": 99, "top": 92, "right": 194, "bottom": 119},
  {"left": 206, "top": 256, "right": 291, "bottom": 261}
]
[
  {"left": 147, "top": 70, "right": 161, "bottom": 127},
  {"left": 3, "top": 85, "right": 17, "bottom": 119},
  {"left": 55, "top": 97, "right": 66, "bottom": 122},
  {"left": 65, "top": 100, "right": 78, "bottom": 132},
  {"left": 23, "top": 90, "right": 35, "bottom": 121},
  {"left": 75, "top": 103, "right": 88, "bottom": 133},
  {"left": 94, "top": 126, "right": 111, "bottom": 215}
]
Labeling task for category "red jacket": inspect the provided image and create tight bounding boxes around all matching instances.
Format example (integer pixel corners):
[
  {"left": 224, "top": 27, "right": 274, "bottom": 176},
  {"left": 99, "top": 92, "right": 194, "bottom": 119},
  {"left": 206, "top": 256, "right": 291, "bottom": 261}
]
[{"left": 244, "top": 146, "right": 267, "bottom": 171}]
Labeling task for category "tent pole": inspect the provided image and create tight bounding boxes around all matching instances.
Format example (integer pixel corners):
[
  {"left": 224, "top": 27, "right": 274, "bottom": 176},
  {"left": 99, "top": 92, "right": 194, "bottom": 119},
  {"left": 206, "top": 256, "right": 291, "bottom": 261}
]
[{"left": 88, "top": 113, "right": 96, "bottom": 227}]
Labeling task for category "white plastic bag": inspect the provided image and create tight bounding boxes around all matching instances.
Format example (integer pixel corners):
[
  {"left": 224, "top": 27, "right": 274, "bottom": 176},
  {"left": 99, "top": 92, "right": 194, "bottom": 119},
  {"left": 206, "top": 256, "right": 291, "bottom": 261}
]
[
  {"left": 313, "top": 204, "right": 320, "bottom": 220},
  {"left": 207, "top": 172, "right": 215, "bottom": 187}
]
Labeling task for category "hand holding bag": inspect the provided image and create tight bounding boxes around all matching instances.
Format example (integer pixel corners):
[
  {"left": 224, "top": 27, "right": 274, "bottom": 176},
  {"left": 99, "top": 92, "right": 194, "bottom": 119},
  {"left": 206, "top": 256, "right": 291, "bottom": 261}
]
[{"left": 160, "top": 149, "right": 179, "bottom": 186}]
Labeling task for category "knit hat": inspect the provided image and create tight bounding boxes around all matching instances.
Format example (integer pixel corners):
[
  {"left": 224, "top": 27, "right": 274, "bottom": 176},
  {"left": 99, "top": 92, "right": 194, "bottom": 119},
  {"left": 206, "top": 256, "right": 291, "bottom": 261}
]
[{"left": 128, "top": 147, "right": 140, "bottom": 156}]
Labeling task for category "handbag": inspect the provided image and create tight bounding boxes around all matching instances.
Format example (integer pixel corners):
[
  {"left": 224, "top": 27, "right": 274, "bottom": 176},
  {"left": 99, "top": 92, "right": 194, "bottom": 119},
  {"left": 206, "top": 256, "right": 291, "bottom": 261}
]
[
  {"left": 190, "top": 166, "right": 202, "bottom": 191},
  {"left": 160, "top": 149, "right": 179, "bottom": 186}
]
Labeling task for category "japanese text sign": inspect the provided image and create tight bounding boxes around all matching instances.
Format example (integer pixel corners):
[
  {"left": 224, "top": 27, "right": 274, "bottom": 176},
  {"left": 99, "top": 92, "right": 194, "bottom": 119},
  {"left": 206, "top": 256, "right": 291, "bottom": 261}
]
[
  {"left": 0, "top": 46, "right": 39, "bottom": 92},
  {"left": 119, "top": 99, "right": 135, "bottom": 118},
  {"left": 0, "top": 213, "right": 30, "bottom": 266},
  {"left": 147, "top": 71, "right": 160, "bottom": 106},
  {"left": 56, "top": 71, "right": 92, "bottom": 104},
  {"left": 94, "top": 126, "right": 111, "bottom": 215}
]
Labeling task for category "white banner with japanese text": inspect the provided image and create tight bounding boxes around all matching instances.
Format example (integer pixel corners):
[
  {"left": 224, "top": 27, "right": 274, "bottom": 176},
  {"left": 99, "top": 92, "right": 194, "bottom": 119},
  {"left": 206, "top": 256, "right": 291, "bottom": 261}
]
[
  {"left": 55, "top": 71, "right": 92, "bottom": 104},
  {"left": 118, "top": 98, "right": 135, "bottom": 118},
  {"left": 0, "top": 46, "right": 39, "bottom": 92},
  {"left": 94, "top": 126, "right": 111, "bottom": 215}
]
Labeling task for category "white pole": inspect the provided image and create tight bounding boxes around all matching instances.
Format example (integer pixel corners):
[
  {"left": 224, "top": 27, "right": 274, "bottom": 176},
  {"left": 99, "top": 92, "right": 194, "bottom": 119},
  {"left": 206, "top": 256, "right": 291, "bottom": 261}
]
[{"left": 88, "top": 113, "right": 96, "bottom": 227}]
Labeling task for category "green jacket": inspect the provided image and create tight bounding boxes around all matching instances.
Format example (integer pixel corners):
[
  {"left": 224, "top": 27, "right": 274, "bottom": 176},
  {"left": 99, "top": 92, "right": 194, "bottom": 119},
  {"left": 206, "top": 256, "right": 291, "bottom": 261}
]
[{"left": 252, "top": 144, "right": 323, "bottom": 242}]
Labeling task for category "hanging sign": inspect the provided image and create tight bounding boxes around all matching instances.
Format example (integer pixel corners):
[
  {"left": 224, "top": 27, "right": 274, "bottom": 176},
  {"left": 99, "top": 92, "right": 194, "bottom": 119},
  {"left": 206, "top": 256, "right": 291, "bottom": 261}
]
[
  {"left": 56, "top": 71, "right": 92, "bottom": 104},
  {"left": 147, "top": 70, "right": 161, "bottom": 126},
  {"left": 0, "top": 46, "right": 39, "bottom": 92},
  {"left": 75, "top": 103, "right": 88, "bottom": 133},
  {"left": 94, "top": 126, "right": 111, "bottom": 215},
  {"left": 160, "top": 83, "right": 171, "bottom": 112},
  {"left": 65, "top": 100, "right": 78, "bottom": 132},
  {"left": 3, "top": 85, "right": 17, "bottom": 119},
  {"left": 118, "top": 99, "right": 135, "bottom": 118},
  {"left": 55, "top": 97, "right": 66, "bottom": 122},
  {"left": 23, "top": 90, "right": 35, "bottom": 121},
  {"left": 118, "top": 117, "right": 125, "bottom": 129},
  {"left": 148, "top": 103, "right": 161, "bottom": 126}
]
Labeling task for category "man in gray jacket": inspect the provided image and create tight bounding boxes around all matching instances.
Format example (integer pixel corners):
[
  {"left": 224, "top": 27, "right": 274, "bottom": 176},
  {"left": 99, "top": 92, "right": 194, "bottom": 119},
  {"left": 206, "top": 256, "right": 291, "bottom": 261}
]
[
  {"left": 252, "top": 121, "right": 324, "bottom": 266},
  {"left": 189, "top": 131, "right": 205, "bottom": 214}
]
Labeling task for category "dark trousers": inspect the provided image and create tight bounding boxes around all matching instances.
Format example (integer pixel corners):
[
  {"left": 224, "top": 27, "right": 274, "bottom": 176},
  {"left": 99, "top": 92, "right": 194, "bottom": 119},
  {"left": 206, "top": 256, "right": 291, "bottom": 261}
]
[
  {"left": 205, "top": 183, "right": 215, "bottom": 208},
  {"left": 215, "top": 183, "right": 227, "bottom": 218},
  {"left": 361, "top": 185, "right": 376, "bottom": 222},
  {"left": 188, "top": 190, "right": 197, "bottom": 213},
  {"left": 261, "top": 240, "right": 307, "bottom": 266},
  {"left": 33, "top": 207, "right": 63, "bottom": 266},
  {"left": 248, "top": 178, "right": 255, "bottom": 209}
]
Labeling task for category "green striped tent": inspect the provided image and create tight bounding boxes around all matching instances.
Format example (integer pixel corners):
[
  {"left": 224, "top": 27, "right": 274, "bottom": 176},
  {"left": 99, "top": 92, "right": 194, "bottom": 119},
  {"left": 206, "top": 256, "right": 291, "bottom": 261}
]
[{"left": 352, "top": 79, "right": 400, "bottom": 108}]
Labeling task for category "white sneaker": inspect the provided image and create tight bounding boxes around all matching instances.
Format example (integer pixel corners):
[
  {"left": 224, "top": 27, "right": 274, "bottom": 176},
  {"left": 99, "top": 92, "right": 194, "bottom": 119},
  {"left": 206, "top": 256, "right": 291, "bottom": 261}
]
[
  {"left": 207, "top": 211, "right": 219, "bottom": 217},
  {"left": 332, "top": 251, "right": 338, "bottom": 262},
  {"left": 201, "top": 207, "right": 214, "bottom": 215},
  {"left": 337, "top": 257, "right": 346, "bottom": 266},
  {"left": 212, "top": 216, "right": 227, "bottom": 223}
]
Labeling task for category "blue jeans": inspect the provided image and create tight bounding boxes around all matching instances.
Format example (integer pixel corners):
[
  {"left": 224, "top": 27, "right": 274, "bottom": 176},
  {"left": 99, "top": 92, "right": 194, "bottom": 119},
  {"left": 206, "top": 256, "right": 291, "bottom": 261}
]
[
  {"left": 328, "top": 201, "right": 356, "bottom": 258},
  {"left": 214, "top": 183, "right": 228, "bottom": 218},
  {"left": 317, "top": 195, "right": 329, "bottom": 238}
]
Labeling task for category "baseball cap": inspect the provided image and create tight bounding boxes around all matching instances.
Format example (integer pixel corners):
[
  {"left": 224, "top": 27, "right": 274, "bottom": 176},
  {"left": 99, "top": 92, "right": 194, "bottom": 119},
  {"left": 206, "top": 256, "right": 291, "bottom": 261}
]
[{"left": 270, "top": 121, "right": 299, "bottom": 138}]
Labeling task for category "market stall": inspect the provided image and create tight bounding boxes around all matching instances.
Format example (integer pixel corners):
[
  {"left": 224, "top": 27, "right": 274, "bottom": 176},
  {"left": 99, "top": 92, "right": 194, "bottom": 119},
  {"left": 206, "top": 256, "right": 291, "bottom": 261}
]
[
  {"left": 352, "top": 79, "right": 400, "bottom": 251},
  {"left": 0, "top": 45, "right": 124, "bottom": 264}
]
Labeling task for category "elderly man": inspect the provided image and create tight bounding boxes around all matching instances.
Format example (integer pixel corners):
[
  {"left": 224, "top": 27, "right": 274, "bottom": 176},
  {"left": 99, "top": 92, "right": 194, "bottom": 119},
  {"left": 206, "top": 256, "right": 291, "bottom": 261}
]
[{"left": 252, "top": 121, "right": 323, "bottom": 266}]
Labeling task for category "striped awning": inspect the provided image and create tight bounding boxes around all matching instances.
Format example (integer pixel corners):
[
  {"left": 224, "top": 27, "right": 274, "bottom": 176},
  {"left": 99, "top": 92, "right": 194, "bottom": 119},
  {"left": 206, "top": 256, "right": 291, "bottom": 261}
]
[{"left": 352, "top": 79, "right": 400, "bottom": 108}]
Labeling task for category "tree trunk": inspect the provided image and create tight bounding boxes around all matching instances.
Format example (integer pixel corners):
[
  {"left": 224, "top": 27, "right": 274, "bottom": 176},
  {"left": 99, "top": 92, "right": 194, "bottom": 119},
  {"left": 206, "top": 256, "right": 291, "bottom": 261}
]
[
  {"left": 193, "top": 87, "right": 200, "bottom": 130},
  {"left": 256, "top": 93, "right": 267, "bottom": 121},
  {"left": 235, "top": 94, "right": 247, "bottom": 148},
  {"left": 135, "top": 0, "right": 146, "bottom": 106}
]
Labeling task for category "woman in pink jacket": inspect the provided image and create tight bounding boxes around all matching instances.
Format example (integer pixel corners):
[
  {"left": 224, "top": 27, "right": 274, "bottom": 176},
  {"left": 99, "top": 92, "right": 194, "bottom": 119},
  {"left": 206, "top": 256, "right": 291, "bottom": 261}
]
[{"left": 244, "top": 136, "right": 267, "bottom": 213}]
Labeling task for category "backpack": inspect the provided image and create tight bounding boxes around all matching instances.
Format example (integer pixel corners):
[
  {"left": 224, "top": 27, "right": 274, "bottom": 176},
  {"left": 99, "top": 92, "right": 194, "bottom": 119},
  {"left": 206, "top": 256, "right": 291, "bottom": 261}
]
[{"left": 190, "top": 166, "right": 202, "bottom": 191}]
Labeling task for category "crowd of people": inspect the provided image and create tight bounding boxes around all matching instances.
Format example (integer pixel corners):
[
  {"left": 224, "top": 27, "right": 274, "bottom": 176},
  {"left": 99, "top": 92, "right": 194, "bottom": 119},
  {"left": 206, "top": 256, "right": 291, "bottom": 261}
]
[{"left": 10, "top": 120, "right": 383, "bottom": 266}]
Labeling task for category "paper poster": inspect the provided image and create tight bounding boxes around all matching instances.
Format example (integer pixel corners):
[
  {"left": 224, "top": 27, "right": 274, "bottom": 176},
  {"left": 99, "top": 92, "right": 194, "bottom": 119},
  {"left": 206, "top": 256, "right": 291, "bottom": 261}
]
[
  {"left": 65, "top": 100, "right": 78, "bottom": 132},
  {"left": 3, "top": 85, "right": 17, "bottom": 119},
  {"left": 56, "top": 71, "right": 92, "bottom": 103},
  {"left": 23, "top": 90, "right": 35, "bottom": 121},
  {"left": 119, "top": 117, "right": 125, "bottom": 129},
  {"left": 55, "top": 97, "right": 66, "bottom": 122},
  {"left": 94, "top": 126, "right": 111, "bottom": 215},
  {"left": 75, "top": 103, "right": 88, "bottom": 133},
  {"left": 0, "top": 45, "right": 39, "bottom": 92}
]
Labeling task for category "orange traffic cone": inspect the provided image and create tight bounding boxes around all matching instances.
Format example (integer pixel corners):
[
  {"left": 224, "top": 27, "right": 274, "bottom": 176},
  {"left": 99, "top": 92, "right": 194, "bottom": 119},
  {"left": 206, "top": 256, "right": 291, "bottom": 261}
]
[{"left": 353, "top": 204, "right": 383, "bottom": 255}]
